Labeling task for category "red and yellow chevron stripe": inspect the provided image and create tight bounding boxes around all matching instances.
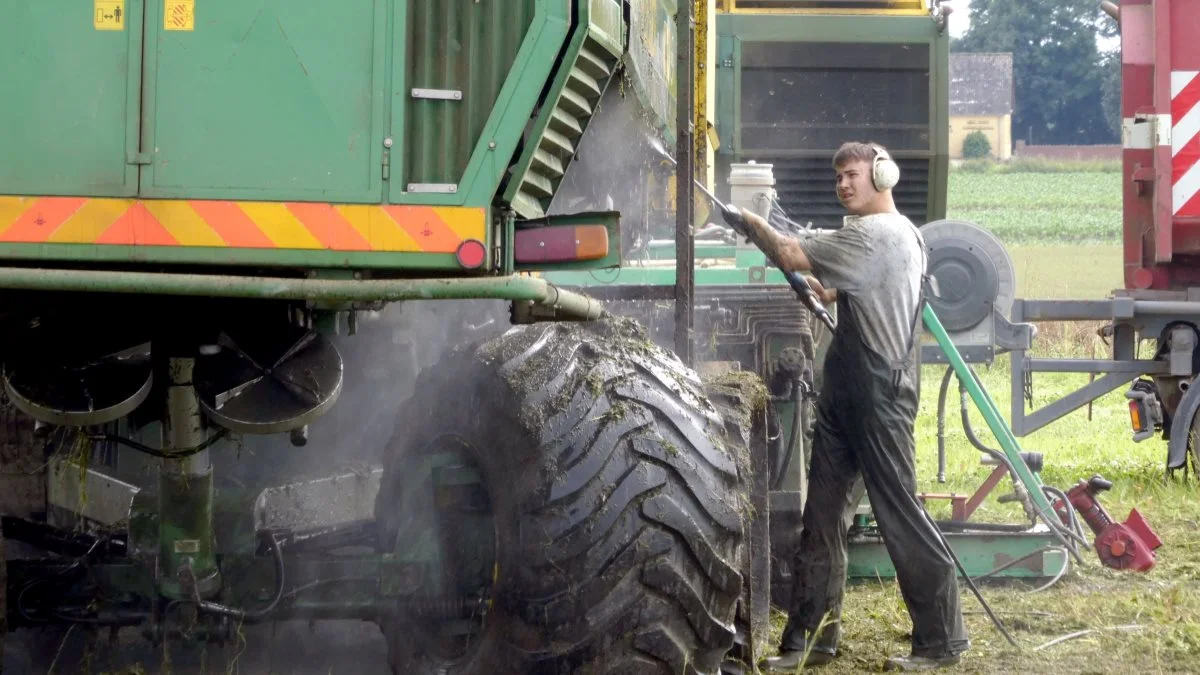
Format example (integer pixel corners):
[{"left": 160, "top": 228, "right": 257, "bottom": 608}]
[{"left": 0, "top": 197, "right": 486, "bottom": 252}]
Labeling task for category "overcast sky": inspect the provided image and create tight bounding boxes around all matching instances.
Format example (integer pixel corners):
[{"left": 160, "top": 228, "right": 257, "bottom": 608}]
[
  {"left": 942, "top": 0, "right": 1120, "bottom": 52},
  {"left": 947, "top": 0, "right": 972, "bottom": 39}
]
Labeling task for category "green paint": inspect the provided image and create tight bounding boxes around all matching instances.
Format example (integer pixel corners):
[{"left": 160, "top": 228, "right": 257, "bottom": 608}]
[
  {"left": 922, "top": 306, "right": 1056, "bottom": 519},
  {"left": 158, "top": 469, "right": 217, "bottom": 599},
  {"left": 504, "top": 0, "right": 625, "bottom": 218},
  {"left": 545, "top": 264, "right": 789, "bottom": 287},
  {"left": 713, "top": 12, "right": 949, "bottom": 225},
  {"left": 392, "top": 0, "right": 570, "bottom": 207},
  {"left": 0, "top": 243, "right": 470, "bottom": 270},
  {"left": 0, "top": 266, "right": 603, "bottom": 316},
  {"left": 140, "top": 1, "right": 387, "bottom": 202},
  {"left": 0, "top": 0, "right": 143, "bottom": 196},
  {"left": 849, "top": 531, "right": 1069, "bottom": 579}
]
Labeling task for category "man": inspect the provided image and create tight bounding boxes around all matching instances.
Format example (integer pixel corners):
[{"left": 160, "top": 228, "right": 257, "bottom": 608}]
[{"left": 724, "top": 142, "right": 969, "bottom": 671}]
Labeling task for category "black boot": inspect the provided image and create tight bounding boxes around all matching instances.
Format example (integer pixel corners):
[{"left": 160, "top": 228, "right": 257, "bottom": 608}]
[{"left": 761, "top": 648, "right": 836, "bottom": 671}]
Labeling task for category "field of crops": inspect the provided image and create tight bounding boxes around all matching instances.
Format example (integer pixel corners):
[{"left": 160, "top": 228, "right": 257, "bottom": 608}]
[
  {"left": 806, "top": 164, "right": 1200, "bottom": 674},
  {"left": 949, "top": 169, "right": 1122, "bottom": 244}
]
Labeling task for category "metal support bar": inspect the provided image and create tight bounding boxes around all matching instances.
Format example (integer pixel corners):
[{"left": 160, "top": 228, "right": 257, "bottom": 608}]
[
  {"left": 159, "top": 357, "right": 220, "bottom": 600},
  {"left": 0, "top": 268, "right": 604, "bottom": 320},
  {"left": 673, "top": 0, "right": 696, "bottom": 366},
  {"left": 922, "top": 307, "right": 1060, "bottom": 526},
  {"left": 1017, "top": 297, "right": 1200, "bottom": 321},
  {"left": 1024, "top": 359, "right": 1168, "bottom": 374},
  {"left": 1020, "top": 373, "right": 1134, "bottom": 436}
]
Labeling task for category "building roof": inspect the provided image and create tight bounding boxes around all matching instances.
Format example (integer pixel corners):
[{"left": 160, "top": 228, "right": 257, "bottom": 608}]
[{"left": 950, "top": 52, "right": 1014, "bottom": 117}]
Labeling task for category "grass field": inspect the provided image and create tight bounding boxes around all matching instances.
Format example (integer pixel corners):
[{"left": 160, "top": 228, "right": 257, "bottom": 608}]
[
  {"left": 796, "top": 165, "right": 1200, "bottom": 674},
  {"left": 949, "top": 172, "right": 1122, "bottom": 244}
]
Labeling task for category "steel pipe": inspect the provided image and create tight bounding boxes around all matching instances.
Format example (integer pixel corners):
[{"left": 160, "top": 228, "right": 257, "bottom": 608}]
[{"left": 0, "top": 267, "right": 604, "bottom": 320}]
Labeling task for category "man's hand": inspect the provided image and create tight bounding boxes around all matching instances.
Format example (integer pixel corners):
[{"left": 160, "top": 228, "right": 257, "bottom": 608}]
[
  {"left": 718, "top": 204, "right": 813, "bottom": 272},
  {"left": 806, "top": 276, "right": 837, "bottom": 305},
  {"left": 719, "top": 204, "right": 749, "bottom": 237}
]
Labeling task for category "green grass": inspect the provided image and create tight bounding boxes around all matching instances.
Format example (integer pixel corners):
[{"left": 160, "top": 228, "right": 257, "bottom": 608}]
[
  {"left": 801, "top": 165, "right": 1200, "bottom": 674},
  {"left": 955, "top": 157, "right": 1122, "bottom": 174},
  {"left": 948, "top": 171, "right": 1123, "bottom": 244}
]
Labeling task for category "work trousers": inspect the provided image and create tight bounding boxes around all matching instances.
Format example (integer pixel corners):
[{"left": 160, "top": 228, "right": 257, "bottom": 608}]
[{"left": 781, "top": 299, "right": 969, "bottom": 658}]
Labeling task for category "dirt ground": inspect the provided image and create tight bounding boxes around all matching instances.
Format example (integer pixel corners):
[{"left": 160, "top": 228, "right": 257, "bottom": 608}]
[{"left": 2, "top": 620, "right": 389, "bottom": 674}]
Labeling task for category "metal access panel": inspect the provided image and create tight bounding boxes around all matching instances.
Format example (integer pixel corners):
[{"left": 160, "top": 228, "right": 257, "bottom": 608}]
[
  {"left": 0, "top": 1, "right": 142, "bottom": 197},
  {"left": 390, "top": 0, "right": 571, "bottom": 207},
  {"left": 140, "top": 0, "right": 387, "bottom": 202},
  {"left": 714, "top": 13, "right": 949, "bottom": 228},
  {"left": 1119, "top": 0, "right": 1200, "bottom": 290}
]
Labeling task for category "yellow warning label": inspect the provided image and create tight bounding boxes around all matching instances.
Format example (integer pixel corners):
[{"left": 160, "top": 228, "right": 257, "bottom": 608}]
[
  {"left": 164, "top": 0, "right": 195, "bottom": 31},
  {"left": 94, "top": 0, "right": 125, "bottom": 30}
]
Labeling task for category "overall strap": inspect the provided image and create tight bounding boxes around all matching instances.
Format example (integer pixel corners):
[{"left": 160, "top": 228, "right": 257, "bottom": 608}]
[{"left": 898, "top": 222, "right": 930, "bottom": 373}]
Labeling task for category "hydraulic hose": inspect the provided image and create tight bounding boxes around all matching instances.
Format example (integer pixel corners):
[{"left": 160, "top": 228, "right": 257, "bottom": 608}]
[
  {"left": 917, "top": 502, "right": 1019, "bottom": 647},
  {"left": 950, "top": 366, "right": 1086, "bottom": 559},
  {"left": 958, "top": 376, "right": 1003, "bottom": 459},
  {"left": 936, "top": 366, "right": 955, "bottom": 483},
  {"left": 194, "top": 532, "right": 285, "bottom": 622},
  {"left": 772, "top": 376, "right": 805, "bottom": 491}
]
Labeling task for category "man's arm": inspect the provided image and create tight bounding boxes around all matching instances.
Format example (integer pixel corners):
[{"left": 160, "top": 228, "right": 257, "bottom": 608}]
[{"left": 737, "top": 209, "right": 812, "bottom": 272}]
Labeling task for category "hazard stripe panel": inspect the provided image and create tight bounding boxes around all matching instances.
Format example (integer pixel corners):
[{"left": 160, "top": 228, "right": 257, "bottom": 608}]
[
  {"left": 1173, "top": 70, "right": 1200, "bottom": 217},
  {"left": 0, "top": 198, "right": 486, "bottom": 252}
]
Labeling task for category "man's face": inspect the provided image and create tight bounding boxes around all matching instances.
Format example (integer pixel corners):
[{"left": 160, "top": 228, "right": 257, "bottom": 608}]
[{"left": 835, "top": 159, "right": 877, "bottom": 215}]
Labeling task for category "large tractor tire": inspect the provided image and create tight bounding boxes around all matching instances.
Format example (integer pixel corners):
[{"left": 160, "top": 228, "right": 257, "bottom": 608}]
[
  {"left": 1, "top": 519, "right": 6, "bottom": 671},
  {"left": 376, "top": 318, "right": 750, "bottom": 674}
]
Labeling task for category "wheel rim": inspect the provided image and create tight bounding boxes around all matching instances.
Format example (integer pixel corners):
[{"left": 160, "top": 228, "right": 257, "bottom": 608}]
[{"left": 392, "top": 433, "right": 497, "bottom": 665}]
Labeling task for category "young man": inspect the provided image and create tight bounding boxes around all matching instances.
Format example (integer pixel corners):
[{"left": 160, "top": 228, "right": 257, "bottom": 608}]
[{"left": 725, "top": 142, "right": 969, "bottom": 671}]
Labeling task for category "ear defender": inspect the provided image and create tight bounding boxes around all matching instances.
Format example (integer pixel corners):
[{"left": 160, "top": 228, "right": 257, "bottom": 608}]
[{"left": 871, "top": 145, "right": 900, "bottom": 192}]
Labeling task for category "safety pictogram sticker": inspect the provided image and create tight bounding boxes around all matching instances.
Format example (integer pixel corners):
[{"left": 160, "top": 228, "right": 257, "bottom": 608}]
[
  {"left": 94, "top": 0, "right": 125, "bottom": 30},
  {"left": 165, "top": 0, "right": 195, "bottom": 31}
]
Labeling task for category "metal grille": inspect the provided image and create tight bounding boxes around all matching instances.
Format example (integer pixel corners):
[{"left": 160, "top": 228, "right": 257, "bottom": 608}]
[
  {"left": 753, "top": 155, "right": 932, "bottom": 228},
  {"left": 405, "top": 0, "right": 536, "bottom": 185},
  {"left": 739, "top": 42, "right": 932, "bottom": 153}
]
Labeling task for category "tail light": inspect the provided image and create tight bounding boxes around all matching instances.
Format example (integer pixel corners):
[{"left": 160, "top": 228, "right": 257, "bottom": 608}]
[{"left": 1124, "top": 380, "right": 1163, "bottom": 443}]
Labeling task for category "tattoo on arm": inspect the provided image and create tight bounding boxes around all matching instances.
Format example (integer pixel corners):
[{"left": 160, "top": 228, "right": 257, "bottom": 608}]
[{"left": 741, "top": 211, "right": 812, "bottom": 272}]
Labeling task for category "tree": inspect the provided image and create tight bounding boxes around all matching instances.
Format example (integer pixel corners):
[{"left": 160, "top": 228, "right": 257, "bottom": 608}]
[
  {"left": 953, "top": 0, "right": 1119, "bottom": 145},
  {"left": 962, "top": 130, "right": 992, "bottom": 159}
]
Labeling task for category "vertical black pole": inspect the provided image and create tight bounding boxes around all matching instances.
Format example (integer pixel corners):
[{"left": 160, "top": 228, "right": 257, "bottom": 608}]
[{"left": 674, "top": 0, "right": 696, "bottom": 367}]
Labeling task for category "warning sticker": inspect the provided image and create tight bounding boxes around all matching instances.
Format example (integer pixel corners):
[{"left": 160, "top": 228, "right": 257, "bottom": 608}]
[
  {"left": 173, "top": 539, "right": 200, "bottom": 554},
  {"left": 94, "top": 0, "right": 125, "bottom": 30},
  {"left": 165, "top": 0, "right": 195, "bottom": 31}
]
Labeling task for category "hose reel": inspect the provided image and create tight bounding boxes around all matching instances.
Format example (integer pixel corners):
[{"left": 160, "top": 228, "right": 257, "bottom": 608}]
[{"left": 920, "top": 219, "right": 1032, "bottom": 365}]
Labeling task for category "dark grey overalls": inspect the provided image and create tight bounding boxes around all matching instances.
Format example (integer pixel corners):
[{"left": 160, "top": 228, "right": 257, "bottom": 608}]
[{"left": 779, "top": 264, "right": 970, "bottom": 659}]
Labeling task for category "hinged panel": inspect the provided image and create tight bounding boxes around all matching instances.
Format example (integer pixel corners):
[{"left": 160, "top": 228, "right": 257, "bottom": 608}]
[
  {"left": 0, "top": 0, "right": 142, "bottom": 197},
  {"left": 140, "top": 0, "right": 387, "bottom": 202}
]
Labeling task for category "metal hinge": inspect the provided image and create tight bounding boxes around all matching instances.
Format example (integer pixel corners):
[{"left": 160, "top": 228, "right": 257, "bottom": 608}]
[{"left": 382, "top": 137, "right": 392, "bottom": 180}]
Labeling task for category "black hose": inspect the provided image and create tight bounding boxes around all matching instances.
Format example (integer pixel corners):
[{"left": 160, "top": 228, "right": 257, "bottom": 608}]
[
  {"left": 1042, "top": 484, "right": 1092, "bottom": 548},
  {"left": 772, "top": 376, "right": 804, "bottom": 491},
  {"left": 918, "top": 505, "right": 1019, "bottom": 648},
  {"left": 195, "top": 531, "right": 285, "bottom": 621},
  {"left": 959, "top": 378, "right": 1003, "bottom": 458},
  {"left": 936, "top": 366, "right": 954, "bottom": 483}
]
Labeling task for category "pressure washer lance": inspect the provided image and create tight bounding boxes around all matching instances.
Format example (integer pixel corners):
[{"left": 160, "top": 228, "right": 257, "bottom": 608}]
[
  {"left": 648, "top": 140, "right": 1018, "bottom": 647},
  {"left": 649, "top": 141, "right": 836, "bottom": 331}
]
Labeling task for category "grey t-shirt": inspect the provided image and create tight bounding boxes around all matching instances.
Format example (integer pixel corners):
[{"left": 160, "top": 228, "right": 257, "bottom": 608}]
[{"left": 797, "top": 212, "right": 926, "bottom": 366}]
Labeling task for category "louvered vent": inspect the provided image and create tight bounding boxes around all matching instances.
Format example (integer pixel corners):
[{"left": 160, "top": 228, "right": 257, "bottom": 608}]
[{"left": 505, "top": 0, "right": 624, "bottom": 219}]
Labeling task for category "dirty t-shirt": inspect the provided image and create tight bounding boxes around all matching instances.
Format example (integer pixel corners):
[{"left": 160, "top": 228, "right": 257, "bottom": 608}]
[{"left": 796, "top": 212, "right": 925, "bottom": 366}]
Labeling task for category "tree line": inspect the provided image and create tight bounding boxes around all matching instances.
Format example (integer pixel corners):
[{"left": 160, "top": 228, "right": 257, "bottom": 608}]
[{"left": 955, "top": 0, "right": 1121, "bottom": 146}]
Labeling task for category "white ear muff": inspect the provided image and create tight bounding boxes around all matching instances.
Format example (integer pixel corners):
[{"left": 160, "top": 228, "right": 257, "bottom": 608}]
[{"left": 872, "top": 146, "right": 900, "bottom": 192}]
